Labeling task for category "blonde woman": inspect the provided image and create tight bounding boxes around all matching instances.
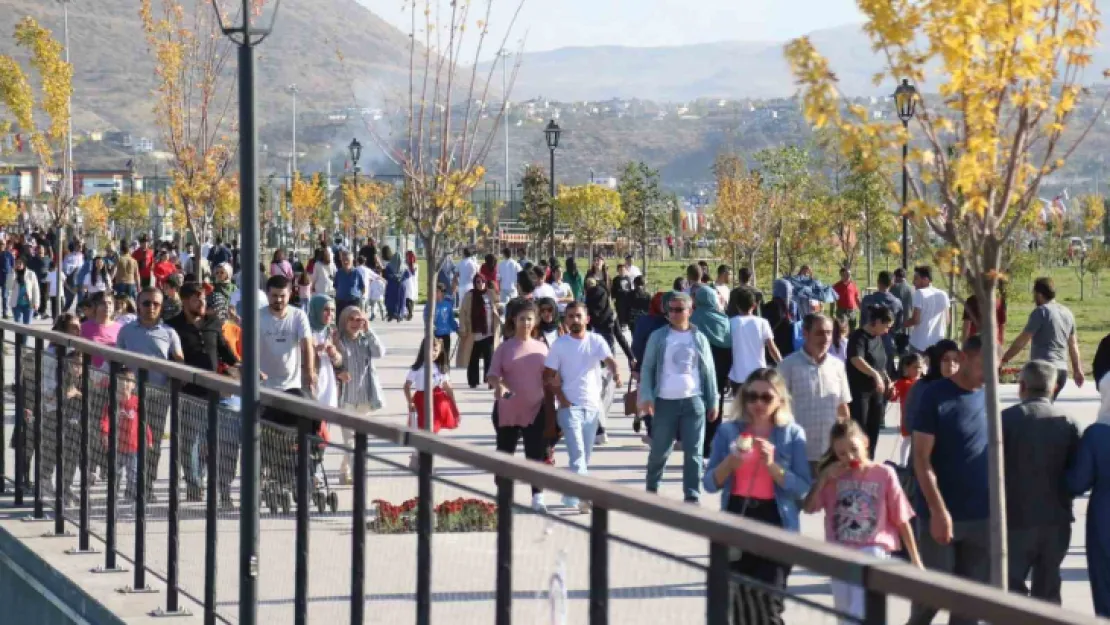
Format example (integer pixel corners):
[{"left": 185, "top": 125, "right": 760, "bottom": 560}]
[
  {"left": 334, "top": 306, "right": 386, "bottom": 484},
  {"left": 702, "top": 367, "right": 811, "bottom": 625}
]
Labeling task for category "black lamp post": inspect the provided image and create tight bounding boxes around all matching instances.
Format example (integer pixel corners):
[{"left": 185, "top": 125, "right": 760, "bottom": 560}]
[
  {"left": 210, "top": 2, "right": 281, "bottom": 624},
  {"left": 127, "top": 159, "right": 136, "bottom": 197},
  {"left": 894, "top": 79, "right": 918, "bottom": 270},
  {"left": 348, "top": 137, "right": 362, "bottom": 182},
  {"left": 544, "top": 119, "right": 561, "bottom": 258}
]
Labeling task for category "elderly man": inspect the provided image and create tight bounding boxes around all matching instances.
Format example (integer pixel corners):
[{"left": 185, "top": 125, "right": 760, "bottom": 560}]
[
  {"left": 1002, "top": 360, "right": 1080, "bottom": 604},
  {"left": 777, "top": 313, "right": 852, "bottom": 476},
  {"left": 638, "top": 291, "right": 720, "bottom": 504}
]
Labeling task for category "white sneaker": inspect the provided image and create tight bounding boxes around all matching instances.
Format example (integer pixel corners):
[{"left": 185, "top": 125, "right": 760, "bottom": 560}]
[
  {"left": 531, "top": 494, "right": 547, "bottom": 513},
  {"left": 596, "top": 432, "right": 609, "bottom": 445}
]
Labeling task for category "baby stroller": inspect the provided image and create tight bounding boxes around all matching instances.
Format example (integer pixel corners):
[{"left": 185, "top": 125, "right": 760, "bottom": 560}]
[{"left": 260, "top": 389, "right": 339, "bottom": 515}]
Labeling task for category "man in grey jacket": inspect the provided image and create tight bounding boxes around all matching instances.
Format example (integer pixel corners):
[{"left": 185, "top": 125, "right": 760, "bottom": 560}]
[{"left": 1001, "top": 359, "right": 1080, "bottom": 603}]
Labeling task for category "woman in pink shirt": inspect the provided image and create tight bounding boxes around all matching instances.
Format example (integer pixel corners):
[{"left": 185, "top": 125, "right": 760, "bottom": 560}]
[
  {"left": 80, "top": 292, "right": 120, "bottom": 369},
  {"left": 487, "top": 299, "right": 551, "bottom": 512},
  {"left": 804, "top": 420, "right": 922, "bottom": 621}
]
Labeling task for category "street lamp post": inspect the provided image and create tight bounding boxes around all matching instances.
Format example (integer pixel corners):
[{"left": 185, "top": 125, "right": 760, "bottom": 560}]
[
  {"left": 127, "top": 159, "right": 136, "bottom": 198},
  {"left": 211, "top": 2, "right": 281, "bottom": 624},
  {"left": 287, "top": 84, "right": 298, "bottom": 174},
  {"left": 544, "top": 119, "right": 561, "bottom": 259},
  {"left": 348, "top": 138, "right": 361, "bottom": 244},
  {"left": 894, "top": 79, "right": 918, "bottom": 270}
]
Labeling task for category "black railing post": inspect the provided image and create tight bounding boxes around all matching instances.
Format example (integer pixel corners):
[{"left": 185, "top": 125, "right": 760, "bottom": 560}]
[
  {"left": 157, "top": 378, "right": 186, "bottom": 615},
  {"left": 590, "top": 506, "right": 609, "bottom": 625},
  {"left": 1, "top": 326, "right": 6, "bottom": 494},
  {"left": 707, "top": 542, "right": 730, "bottom": 625},
  {"left": 32, "top": 336, "right": 43, "bottom": 519},
  {"left": 495, "top": 476, "right": 513, "bottom": 625},
  {"left": 203, "top": 390, "right": 219, "bottom": 625},
  {"left": 294, "top": 418, "right": 311, "bottom": 625},
  {"left": 350, "top": 432, "right": 367, "bottom": 625},
  {"left": 416, "top": 452, "right": 432, "bottom": 625},
  {"left": 52, "top": 344, "right": 66, "bottom": 536},
  {"left": 864, "top": 584, "right": 887, "bottom": 625},
  {"left": 127, "top": 368, "right": 152, "bottom": 592},
  {"left": 13, "top": 335, "right": 23, "bottom": 505},
  {"left": 67, "top": 353, "right": 96, "bottom": 555},
  {"left": 95, "top": 361, "right": 126, "bottom": 573}
]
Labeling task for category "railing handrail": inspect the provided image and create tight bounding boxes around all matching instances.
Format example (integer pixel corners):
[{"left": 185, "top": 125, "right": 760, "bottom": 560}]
[{"left": 3, "top": 318, "right": 1102, "bottom": 625}]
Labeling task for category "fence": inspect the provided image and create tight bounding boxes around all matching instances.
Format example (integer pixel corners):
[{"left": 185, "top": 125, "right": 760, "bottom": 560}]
[{"left": 0, "top": 318, "right": 1101, "bottom": 625}]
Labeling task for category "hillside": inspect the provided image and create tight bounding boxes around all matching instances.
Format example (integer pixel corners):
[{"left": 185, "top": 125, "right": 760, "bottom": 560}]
[{"left": 0, "top": 0, "right": 414, "bottom": 145}]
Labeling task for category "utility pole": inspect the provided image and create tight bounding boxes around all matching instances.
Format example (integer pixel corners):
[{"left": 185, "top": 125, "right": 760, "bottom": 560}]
[
  {"left": 287, "top": 84, "right": 298, "bottom": 174},
  {"left": 497, "top": 49, "right": 510, "bottom": 190},
  {"left": 57, "top": 0, "right": 75, "bottom": 320}
]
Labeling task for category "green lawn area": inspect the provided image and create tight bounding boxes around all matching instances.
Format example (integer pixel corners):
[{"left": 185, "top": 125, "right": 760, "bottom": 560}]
[{"left": 412, "top": 255, "right": 1106, "bottom": 374}]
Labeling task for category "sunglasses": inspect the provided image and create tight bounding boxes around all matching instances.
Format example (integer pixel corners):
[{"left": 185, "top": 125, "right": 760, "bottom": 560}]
[
  {"left": 743, "top": 391, "right": 777, "bottom": 404},
  {"left": 140, "top": 301, "right": 162, "bottom": 308}
]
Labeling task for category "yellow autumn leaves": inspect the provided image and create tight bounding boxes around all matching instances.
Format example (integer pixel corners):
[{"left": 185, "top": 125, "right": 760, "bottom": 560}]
[
  {"left": 0, "top": 17, "right": 72, "bottom": 172},
  {"left": 553, "top": 184, "right": 624, "bottom": 250}
]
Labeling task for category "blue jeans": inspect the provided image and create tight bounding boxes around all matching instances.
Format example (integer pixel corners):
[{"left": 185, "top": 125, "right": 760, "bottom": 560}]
[
  {"left": 646, "top": 396, "right": 706, "bottom": 501},
  {"left": 556, "top": 406, "right": 600, "bottom": 507},
  {"left": 13, "top": 305, "right": 31, "bottom": 344}
]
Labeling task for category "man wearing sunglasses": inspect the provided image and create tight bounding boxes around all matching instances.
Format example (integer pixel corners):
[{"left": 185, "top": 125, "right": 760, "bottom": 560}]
[{"left": 637, "top": 291, "right": 720, "bottom": 504}]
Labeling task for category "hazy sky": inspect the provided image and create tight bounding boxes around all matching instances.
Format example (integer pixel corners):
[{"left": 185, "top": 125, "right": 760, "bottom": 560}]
[{"left": 359, "top": 0, "right": 865, "bottom": 59}]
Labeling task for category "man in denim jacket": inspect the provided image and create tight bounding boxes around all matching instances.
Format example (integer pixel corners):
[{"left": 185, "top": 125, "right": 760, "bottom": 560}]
[{"left": 638, "top": 291, "right": 719, "bottom": 503}]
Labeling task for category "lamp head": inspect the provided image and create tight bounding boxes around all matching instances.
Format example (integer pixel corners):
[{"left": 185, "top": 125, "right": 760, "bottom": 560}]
[
  {"left": 894, "top": 79, "right": 918, "bottom": 123},
  {"left": 544, "top": 119, "right": 561, "bottom": 150}
]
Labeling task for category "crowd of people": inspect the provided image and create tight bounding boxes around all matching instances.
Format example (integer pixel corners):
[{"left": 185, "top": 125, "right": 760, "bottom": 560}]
[{"left": 9, "top": 225, "right": 1110, "bottom": 621}]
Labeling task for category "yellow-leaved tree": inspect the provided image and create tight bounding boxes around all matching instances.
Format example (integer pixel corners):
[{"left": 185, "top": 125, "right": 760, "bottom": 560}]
[
  {"left": 710, "top": 153, "right": 778, "bottom": 279},
  {"left": 555, "top": 184, "right": 624, "bottom": 258},
  {"left": 1079, "top": 193, "right": 1105, "bottom": 236},
  {"left": 79, "top": 194, "right": 110, "bottom": 243},
  {"left": 140, "top": 0, "right": 236, "bottom": 276},
  {"left": 785, "top": 0, "right": 1106, "bottom": 588},
  {"left": 339, "top": 178, "right": 393, "bottom": 240},
  {"left": 111, "top": 193, "right": 151, "bottom": 242},
  {"left": 0, "top": 196, "right": 19, "bottom": 229},
  {"left": 289, "top": 173, "right": 326, "bottom": 247}
]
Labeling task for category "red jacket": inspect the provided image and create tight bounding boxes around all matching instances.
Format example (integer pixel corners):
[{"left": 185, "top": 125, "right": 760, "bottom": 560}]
[
  {"left": 100, "top": 395, "right": 153, "bottom": 454},
  {"left": 132, "top": 249, "right": 154, "bottom": 280},
  {"left": 153, "top": 261, "right": 176, "bottom": 288}
]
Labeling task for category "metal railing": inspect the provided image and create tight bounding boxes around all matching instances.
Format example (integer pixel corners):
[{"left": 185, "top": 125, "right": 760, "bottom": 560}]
[{"left": 0, "top": 318, "right": 1102, "bottom": 625}]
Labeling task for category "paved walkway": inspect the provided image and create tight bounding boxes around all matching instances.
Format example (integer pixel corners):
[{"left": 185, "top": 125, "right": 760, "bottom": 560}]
[{"left": 0, "top": 312, "right": 1101, "bottom": 624}]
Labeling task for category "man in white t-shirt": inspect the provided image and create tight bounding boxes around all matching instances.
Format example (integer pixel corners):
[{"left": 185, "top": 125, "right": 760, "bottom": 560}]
[
  {"left": 714, "top": 264, "right": 732, "bottom": 309},
  {"left": 637, "top": 291, "right": 720, "bottom": 503},
  {"left": 904, "top": 265, "right": 951, "bottom": 353},
  {"left": 544, "top": 301, "right": 621, "bottom": 512},
  {"left": 259, "top": 275, "right": 316, "bottom": 392},
  {"left": 624, "top": 254, "right": 642, "bottom": 281},
  {"left": 496, "top": 248, "right": 521, "bottom": 304},
  {"left": 549, "top": 266, "right": 574, "bottom": 313},
  {"left": 457, "top": 247, "right": 480, "bottom": 301},
  {"left": 728, "top": 287, "right": 781, "bottom": 386}
]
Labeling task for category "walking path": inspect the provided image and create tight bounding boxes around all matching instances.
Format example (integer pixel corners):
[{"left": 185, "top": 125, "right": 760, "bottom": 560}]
[{"left": 0, "top": 311, "right": 1101, "bottom": 623}]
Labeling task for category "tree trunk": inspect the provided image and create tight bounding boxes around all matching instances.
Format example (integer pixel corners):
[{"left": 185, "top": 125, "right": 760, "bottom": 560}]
[
  {"left": 978, "top": 283, "right": 1008, "bottom": 590},
  {"left": 422, "top": 231, "right": 437, "bottom": 432},
  {"left": 866, "top": 229, "right": 873, "bottom": 288},
  {"left": 772, "top": 221, "right": 782, "bottom": 279}
]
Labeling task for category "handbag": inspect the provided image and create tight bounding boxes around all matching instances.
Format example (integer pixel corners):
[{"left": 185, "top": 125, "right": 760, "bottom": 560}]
[{"left": 623, "top": 377, "right": 637, "bottom": 416}]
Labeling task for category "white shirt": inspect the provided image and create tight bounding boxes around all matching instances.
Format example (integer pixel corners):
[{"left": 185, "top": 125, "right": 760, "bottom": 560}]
[
  {"left": 657, "top": 328, "right": 702, "bottom": 399},
  {"left": 533, "top": 282, "right": 557, "bottom": 301},
  {"left": 312, "top": 327, "right": 338, "bottom": 408},
  {"left": 259, "top": 306, "right": 312, "bottom": 391},
  {"left": 83, "top": 271, "right": 111, "bottom": 294},
  {"left": 311, "top": 262, "right": 335, "bottom": 295},
  {"left": 626, "top": 264, "right": 642, "bottom": 281},
  {"left": 497, "top": 258, "right": 521, "bottom": 296},
  {"left": 406, "top": 366, "right": 449, "bottom": 393},
  {"left": 45, "top": 272, "right": 59, "bottom": 297},
  {"left": 715, "top": 284, "right": 731, "bottom": 309},
  {"left": 551, "top": 281, "right": 573, "bottom": 312},
  {"left": 544, "top": 332, "right": 613, "bottom": 411},
  {"left": 355, "top": 266, "right": 373, "bottom": 301},
  {"left": 728, "top": 315, "right": 774, "bottom": 383},
  {"left": 367, "top": 270, "right": 385, "bottom": 300},
  {"left": 458, "top": 257, "right": 480, "bottom": 296},
  {"left": 910, "top": 285, "right": 951, "bottom": 351}
]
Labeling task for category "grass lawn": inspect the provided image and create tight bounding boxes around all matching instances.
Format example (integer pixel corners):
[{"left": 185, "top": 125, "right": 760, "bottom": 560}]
[{"left": 412, "top": 255, "right": 1106, "bottom": 374}]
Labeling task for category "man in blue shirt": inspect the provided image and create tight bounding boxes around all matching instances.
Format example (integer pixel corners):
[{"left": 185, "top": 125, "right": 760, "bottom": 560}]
[
  {"left": 909, "top": 335, "right": 989, "bottom": 625},
  {"left": 332, "top": 250, "right": 365, "bottom": 315},
  {"left": 0, "top": 240, "right": 14, "bottom": 319}
]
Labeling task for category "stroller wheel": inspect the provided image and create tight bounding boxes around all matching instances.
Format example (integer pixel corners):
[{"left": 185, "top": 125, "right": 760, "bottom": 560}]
[
  {"left": 281, "top": 492, "right": 292, "bottom": 515},
  {"left": 313, "top": 492, "right": 326, "bottom": 514},
  {"left": 327, "top": 492, "right": 339, "bottom": 513}
]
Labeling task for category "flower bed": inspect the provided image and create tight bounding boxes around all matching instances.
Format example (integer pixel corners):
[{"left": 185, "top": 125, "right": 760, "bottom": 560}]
[{"left": 369, "top": 497, "right": 498, "bottom": 533}]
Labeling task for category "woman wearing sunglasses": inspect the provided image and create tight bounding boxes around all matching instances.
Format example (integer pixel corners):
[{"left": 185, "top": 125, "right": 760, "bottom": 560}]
[{"left": 703, "top": 367, "right": 812, "bottom": 625}]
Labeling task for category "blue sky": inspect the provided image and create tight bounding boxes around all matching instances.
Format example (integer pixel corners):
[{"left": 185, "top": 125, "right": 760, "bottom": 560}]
[{"left": 360, "top": 0, "right": 865, "bottom": 59}]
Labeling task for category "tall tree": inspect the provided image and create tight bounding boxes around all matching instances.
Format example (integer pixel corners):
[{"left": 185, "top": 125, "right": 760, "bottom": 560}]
[
  {"left": 710, "top": 153, "right": 777, "bottom": 280},
  {"left": 519, "top": 163, "right": 552, "bottom": 255},
  {"left": 754, "top": 145, "right": 811, "bottom": 278},
  {"left": 555, "top": 184, "right": 624, "bottom": 258},
  {"left": 786, "top": 0, "right": 1107, "bottom": 587},
  {"left": 140, "top": 0, "right": 237, "bottom": 276},
  {"left": 617, "top": 161, "right": 668, "bottom": 277}
]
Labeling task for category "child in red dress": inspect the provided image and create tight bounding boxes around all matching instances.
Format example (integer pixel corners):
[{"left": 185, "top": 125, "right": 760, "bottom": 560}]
[{"left": 403, "top": 338, "right": 460, "bottom": 467}]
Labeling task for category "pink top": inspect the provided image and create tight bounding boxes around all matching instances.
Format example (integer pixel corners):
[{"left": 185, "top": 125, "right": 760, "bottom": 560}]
[
  {"left": 80, "top": 320, "right": 120, "bottom": 369},
  {"left": 488, "top": 337, "right": 549, "bottom": 427},
  {"left": 731, "top": 447, "right": 776, "bottom": 500},
  {"left": 817, "top": 463, "right": 915, "bottom": 553}
]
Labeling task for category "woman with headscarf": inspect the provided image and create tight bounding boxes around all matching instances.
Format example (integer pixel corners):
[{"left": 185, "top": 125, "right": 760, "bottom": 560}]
[
  {"left": 335, "top": 305, "right": 385, "bottom": 484},
  {"left": 403, "top": 250, "right": 418, "bottom": 320},
  {"left": 457, "top": 274, "right": 501, "bottom": 388},
  {"left": 1067, "top": 374, "right": 1110, "bottom": 617},
  {"left": 382, "top": 246, "right": 410, "bottom": 322},
  {"left": 207, "top": 262, "right": 237, "bottom": 321},
  {"left": 308, "top": 294, "right": 342, "bottom": 409},
  {"left": 763, "top": 278, "right": 796, "bottom": 360},
  {"left": 564, "top": 257, "right": 584, "bottom": 301},
  {"left": 691, "top": 284, "right": 732, "bottom": 456}
]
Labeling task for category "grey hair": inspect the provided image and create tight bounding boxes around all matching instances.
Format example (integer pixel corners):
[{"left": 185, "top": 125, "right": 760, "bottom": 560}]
[
  {"left": 1020, "top": 360, "right": 1056, "bottom": 397},
  {"left": 670, "top": 292, "right": 692, "bottom": 308}
]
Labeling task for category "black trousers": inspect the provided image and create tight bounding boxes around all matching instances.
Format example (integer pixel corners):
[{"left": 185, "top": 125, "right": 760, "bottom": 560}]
[
  {"left": 850, "top": 389, "right": 884, "bottom": 460},
  {"left": 492, "top": 403, "right": 546, "bottom": 495},
  {"left": 1053, "top": 369, "right": 1068, "bottom": 401},
  {"left": 436, "top": 334, "right": 452, "bottom": 364},
  {"left": 727, "top": 496, "right": 791, "bottom": 625},
  {"left": 467, "top": 336, "right": 494, "bottom": 388},
  {"left": 1008, "top": 523, "right": 1071, "bottom": 604},
  {"left": 38, "top": 281, "right": 49, "bottom": 316},
  {"left": 708, "top": 345, "right": 732, "bottom": 455}
]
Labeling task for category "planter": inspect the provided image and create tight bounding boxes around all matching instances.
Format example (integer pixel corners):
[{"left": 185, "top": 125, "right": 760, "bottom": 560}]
[{"left": 369, "top": 497, "right": 498, "bottom": 534}]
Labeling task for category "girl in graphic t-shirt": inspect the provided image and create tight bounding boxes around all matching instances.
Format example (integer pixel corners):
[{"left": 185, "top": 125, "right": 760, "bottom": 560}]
[
  {"left": 804, "top": 420, "right": 922, "bottom": 622},
  {"left": 403, "top": 337, "right": 460, "bottom": 466}
]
